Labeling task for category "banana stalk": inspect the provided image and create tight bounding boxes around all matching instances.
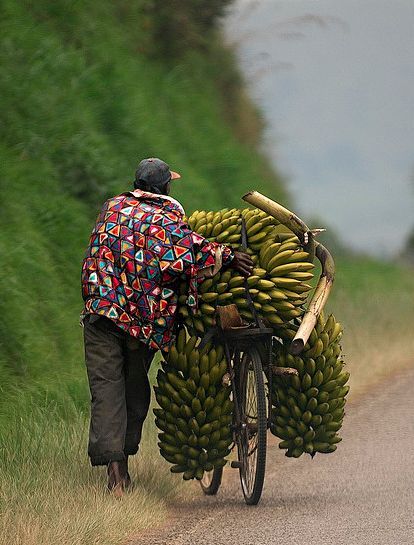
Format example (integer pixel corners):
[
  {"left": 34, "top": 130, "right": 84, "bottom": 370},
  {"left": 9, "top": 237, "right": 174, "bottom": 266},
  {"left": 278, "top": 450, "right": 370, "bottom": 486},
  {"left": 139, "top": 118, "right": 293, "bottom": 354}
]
[
  {"left": 242, "top": 191, "right": 312, "bottom": 247},
  {"left": 291, "top": 242, "right": 335, "bottom": 355},
  {"left": 242, "top": 191, "right": 335, "bottom": 354}
]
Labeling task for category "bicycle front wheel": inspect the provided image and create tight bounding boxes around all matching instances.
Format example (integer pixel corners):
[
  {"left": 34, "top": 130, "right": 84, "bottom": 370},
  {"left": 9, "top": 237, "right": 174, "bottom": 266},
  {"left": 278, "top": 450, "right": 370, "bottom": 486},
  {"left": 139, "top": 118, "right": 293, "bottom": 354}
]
[
  {"left": 236, "top": 346, "right": 267, "bottom": 505},
  {"left": 200, "top": 467, "right": 223, "bottom": 495}
]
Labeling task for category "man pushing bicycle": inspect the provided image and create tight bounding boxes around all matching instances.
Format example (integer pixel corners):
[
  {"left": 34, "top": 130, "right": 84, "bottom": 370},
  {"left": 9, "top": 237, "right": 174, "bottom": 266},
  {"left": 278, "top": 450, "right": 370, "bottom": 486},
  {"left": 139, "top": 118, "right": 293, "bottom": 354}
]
[{"left": 81, "top": 158, "right": 253, "bottom": 496}]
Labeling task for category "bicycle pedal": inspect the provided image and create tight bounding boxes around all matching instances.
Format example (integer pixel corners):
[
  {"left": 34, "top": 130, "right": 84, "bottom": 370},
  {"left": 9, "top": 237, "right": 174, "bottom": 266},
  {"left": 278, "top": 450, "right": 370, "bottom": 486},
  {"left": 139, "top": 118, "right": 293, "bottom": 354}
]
[
  {"left": 230, "top": 461, "right": 243, "bottom": 469},
  {"left": 272, "top": 366, "right": 298, "bottom": 377}
]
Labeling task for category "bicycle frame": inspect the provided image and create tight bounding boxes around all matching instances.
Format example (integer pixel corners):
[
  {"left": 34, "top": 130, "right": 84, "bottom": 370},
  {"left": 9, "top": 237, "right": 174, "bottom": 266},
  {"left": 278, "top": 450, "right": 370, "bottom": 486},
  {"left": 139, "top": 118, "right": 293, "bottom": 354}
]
[{"left": 218, "top": 327, "right": 274, "bottom": 437}]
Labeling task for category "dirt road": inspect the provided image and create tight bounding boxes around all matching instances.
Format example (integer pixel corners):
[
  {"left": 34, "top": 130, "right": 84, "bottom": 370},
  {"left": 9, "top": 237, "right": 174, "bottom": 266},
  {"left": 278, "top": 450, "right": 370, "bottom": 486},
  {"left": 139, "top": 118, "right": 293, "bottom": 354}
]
[{"left": 133, "top": 369, "right": 414, "bottom": 545}]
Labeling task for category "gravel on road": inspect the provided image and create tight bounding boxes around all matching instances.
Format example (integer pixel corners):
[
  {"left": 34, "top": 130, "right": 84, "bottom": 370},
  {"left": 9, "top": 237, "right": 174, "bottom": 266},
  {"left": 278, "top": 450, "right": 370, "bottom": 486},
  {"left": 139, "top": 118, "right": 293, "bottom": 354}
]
[{"left": 132, "top": 368, "right": 414, "bottom": 545}]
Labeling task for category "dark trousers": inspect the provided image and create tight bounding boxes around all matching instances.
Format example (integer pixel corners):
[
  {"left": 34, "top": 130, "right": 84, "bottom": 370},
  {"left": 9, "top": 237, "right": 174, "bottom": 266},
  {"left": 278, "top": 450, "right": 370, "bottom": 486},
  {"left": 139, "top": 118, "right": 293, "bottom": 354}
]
[{"left": 83, "top": 315, "right": 155, "bottom": 466}]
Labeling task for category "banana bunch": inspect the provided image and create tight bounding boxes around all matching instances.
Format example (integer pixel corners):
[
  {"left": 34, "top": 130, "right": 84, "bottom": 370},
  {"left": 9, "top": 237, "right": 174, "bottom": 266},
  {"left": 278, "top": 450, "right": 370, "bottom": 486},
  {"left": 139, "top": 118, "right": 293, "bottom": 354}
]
[
  {"left": 270, "top": 313, "right": 349, "bottom": 457},
  {"left": 188, "top": 208, "right": 244, "bottom": 247},
  {"left": 180, "top": 207, "right": 315, "bottom": 333},
  {"left": 154, "top": 328, "right": 233, "bottom": 480}
]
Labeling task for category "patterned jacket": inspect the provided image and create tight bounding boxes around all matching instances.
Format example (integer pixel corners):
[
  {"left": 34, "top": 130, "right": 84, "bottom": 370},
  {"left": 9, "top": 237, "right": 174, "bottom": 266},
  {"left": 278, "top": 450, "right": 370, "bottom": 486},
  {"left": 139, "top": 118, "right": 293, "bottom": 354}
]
[{"left": 81, "top": 189, "right": 233, "bottom": 351}]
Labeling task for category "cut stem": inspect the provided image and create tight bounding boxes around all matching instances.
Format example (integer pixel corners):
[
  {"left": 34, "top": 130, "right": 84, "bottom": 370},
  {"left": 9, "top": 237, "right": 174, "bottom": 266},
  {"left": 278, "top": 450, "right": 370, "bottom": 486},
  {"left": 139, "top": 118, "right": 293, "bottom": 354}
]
[
  {"left": 242, "top": 190, "right": 315, "bottom": 259},
  {"left": 242, "top": 191, "right": 335, "bottom": 354},
  {"left": 290, "top": 242, "right": 335, "bottom": 355}
]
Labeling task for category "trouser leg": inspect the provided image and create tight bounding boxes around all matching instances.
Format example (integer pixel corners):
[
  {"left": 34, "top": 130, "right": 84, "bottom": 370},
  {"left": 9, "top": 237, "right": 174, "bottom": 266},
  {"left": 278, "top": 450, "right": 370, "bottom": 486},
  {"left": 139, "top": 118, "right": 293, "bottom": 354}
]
[
  {"left": 123, "top": 335, "right": 155, "bottom": 456},
  {"left": 83, "top": 318, "right": 127, "bottom": 466}
]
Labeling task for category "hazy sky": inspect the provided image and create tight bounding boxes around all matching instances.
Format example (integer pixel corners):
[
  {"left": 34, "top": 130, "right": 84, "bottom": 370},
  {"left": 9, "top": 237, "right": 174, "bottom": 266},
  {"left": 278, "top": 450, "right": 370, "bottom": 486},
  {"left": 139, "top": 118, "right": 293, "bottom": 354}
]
[{"left": 226, "top": 0, "right": 414, "bottom": 257}]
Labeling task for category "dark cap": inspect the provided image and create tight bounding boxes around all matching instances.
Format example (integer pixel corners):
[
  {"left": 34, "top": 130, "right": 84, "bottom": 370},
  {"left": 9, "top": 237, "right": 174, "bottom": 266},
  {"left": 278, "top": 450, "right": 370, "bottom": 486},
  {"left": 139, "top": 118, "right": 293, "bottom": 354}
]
[{"left": 135, "top": 157, "right": 181, "bottom": 189}]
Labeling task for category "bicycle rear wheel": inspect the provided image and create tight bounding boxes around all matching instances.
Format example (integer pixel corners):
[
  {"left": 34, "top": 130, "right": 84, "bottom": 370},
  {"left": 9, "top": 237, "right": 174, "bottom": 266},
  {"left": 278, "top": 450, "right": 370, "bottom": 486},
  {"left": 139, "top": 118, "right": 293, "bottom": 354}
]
[
  {"left": 200, "top": 467, "right": 223, "bottom": 495},
  {"left": 236, "top": 346, "right": 267, "bottom": 505}
]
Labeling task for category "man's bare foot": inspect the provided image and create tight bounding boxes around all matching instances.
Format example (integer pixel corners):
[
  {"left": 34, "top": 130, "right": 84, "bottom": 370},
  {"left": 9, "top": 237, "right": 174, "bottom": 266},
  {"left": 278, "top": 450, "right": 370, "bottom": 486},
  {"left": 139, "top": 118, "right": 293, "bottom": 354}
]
[
  {"left": 119, "top": 456, "right": 131, "bottom": 489},
  {"left": 107, "top": 461, "right": 127, "bottom": 498}
]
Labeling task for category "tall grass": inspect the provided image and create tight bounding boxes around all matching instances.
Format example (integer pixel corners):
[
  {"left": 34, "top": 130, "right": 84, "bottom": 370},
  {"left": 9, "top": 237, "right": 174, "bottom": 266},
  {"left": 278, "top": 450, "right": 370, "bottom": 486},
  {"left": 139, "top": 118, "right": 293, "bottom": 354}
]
[
  {"left": 327, "top": 256, "right": 414, "bottom": 398},
  {"left": 0, "top": 399, "right": 184, "bottom": 545},
  {"left": 0, "top": 360, "right": 182, "bottom": 545}
]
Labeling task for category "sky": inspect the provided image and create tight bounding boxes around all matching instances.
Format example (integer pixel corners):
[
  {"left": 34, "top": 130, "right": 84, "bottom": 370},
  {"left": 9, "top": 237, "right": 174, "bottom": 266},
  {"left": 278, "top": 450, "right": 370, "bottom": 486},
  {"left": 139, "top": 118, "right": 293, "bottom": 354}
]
[{"left": 225, "top": 0, "right": 414, "bottom": 257}]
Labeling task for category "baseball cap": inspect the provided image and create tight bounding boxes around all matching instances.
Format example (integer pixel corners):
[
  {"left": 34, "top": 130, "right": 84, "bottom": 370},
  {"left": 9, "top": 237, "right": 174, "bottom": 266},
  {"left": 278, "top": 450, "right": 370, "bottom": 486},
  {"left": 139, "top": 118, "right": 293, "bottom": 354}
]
[{"left": 135, "top": 158, "right": 181, "bottom": 188}]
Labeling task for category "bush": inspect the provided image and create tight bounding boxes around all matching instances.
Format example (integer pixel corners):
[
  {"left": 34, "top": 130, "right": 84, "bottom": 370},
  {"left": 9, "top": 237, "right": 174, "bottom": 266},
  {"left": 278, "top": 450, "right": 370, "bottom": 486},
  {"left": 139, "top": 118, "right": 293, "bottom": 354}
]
[{"left": 141, "top": 0, "right": 235, "bottom": 58}]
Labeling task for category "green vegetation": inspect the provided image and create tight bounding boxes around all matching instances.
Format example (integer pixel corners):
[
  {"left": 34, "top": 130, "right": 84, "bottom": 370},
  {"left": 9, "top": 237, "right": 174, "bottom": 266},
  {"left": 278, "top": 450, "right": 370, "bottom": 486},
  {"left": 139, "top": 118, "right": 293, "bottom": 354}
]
[
  {"left": 1, "top": 1, "right": 413, "bottom": 544},
  {"left": 0, "top": 1, "right": 285, "bottom": 543},
  {"left": 0, "top": 0, "right": 285, "bottom": 409},
  {"left": 327, "top": 255, "right": 414, "bottom": 398},
  {"left": 401, "top": 228, "right": 414, "bottom": 263}
]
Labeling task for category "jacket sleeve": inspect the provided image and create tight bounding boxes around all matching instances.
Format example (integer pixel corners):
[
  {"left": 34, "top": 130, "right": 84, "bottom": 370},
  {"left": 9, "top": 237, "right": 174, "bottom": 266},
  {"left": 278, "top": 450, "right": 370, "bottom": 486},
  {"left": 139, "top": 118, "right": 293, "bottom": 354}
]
[
  {"left": 194, "top": 234, "right": 234, "bottom": 279},
  {"left": 163, "top": 220, "right": 234, "bottom": 311}
]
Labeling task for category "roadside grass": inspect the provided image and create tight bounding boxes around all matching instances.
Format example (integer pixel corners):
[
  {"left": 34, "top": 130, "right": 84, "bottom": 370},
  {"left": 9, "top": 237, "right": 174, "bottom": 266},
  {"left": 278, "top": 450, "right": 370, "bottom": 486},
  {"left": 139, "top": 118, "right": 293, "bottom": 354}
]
[
  {"left": 326, "top": 256, "right": 414, "bottom": 398},
  {"left": 0, "top": 383, "right": 184, "bottom": 545}
]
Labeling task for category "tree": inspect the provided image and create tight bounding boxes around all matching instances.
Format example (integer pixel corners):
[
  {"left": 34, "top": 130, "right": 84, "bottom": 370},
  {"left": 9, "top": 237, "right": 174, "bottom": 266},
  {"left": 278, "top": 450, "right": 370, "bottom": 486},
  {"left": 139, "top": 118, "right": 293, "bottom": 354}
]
[{"left": 401, "top": 229, "right": 414, "bottom": 264}]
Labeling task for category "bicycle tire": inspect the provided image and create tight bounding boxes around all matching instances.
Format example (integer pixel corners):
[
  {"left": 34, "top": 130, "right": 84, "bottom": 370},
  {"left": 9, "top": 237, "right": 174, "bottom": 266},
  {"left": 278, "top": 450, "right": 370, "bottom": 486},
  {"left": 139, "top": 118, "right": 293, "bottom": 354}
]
[
  {"left": 236, "top": 346, "right": 267, "bottom": 505},
  {"left": 199, "top": 467, "right": 223, "bottom": 495}
]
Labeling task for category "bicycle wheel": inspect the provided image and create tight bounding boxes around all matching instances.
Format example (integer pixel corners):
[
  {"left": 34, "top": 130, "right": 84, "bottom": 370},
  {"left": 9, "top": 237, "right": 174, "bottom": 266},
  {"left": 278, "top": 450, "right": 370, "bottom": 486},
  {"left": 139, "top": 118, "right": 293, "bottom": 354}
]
[
  {"left": 200, "top": 467, "right": 223, "bottom": 495},
  {"left": 236, "top": 346, "right": 267, "bottom": 505}
]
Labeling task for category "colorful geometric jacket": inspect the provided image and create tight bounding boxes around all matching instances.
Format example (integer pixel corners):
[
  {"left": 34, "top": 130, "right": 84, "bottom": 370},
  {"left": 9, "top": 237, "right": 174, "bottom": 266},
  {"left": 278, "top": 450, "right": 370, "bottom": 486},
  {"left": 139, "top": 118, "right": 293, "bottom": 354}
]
[{"left": 81, "top": 189, "right": 234, "bottom": 351}]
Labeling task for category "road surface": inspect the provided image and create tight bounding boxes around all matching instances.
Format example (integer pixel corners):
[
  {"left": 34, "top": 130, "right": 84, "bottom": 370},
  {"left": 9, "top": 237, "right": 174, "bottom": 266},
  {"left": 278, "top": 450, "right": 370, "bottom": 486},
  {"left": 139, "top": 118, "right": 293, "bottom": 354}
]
[{"left": 133, "top": 369, "right": 414, "bottom": 545}]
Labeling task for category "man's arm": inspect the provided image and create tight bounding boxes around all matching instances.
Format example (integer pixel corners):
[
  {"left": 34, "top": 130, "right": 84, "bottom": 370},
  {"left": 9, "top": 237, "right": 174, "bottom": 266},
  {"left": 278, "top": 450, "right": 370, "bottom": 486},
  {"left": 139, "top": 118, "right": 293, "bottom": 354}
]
[
  {"left": 191, "top": 231, "right": 253, "bottom": 280},
  {"left": 162, "top": 219, "right": 254, "bottom": 308}
]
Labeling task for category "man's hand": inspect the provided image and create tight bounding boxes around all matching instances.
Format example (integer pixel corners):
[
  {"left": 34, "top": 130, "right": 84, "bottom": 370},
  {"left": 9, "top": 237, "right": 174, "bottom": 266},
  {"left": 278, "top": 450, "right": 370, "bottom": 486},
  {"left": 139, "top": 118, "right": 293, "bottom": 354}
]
[{"left": 230, "top": 251, "right": 254, "bottom": 277}]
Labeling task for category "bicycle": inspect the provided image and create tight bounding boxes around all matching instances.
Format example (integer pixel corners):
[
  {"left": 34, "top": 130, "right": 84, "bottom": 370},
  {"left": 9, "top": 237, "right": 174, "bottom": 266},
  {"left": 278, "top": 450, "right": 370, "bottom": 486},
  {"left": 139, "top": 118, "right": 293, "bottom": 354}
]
[
  {"left": 200, "top": 318, "right": 274, "bottom": 505},
  {"left": 199, "top": 217, "right": 278, "bottom": 505},
  {"left": 199, "top": 196, "right": 335, "bottom": 505}
]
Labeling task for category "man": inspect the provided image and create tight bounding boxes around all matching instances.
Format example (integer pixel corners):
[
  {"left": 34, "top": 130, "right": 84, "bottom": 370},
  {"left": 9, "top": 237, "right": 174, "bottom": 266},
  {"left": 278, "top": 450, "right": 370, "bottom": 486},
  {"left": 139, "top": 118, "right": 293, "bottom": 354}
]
[{"left": 81, "top": 157, "right": 253, "bottom": 496}]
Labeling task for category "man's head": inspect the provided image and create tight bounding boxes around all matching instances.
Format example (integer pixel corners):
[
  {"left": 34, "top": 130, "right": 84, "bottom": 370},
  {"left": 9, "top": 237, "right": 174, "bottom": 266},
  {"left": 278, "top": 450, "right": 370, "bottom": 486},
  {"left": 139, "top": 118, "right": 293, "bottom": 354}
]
[{"left": 134, "top": 158, "right": 181, "bottom": 196}]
